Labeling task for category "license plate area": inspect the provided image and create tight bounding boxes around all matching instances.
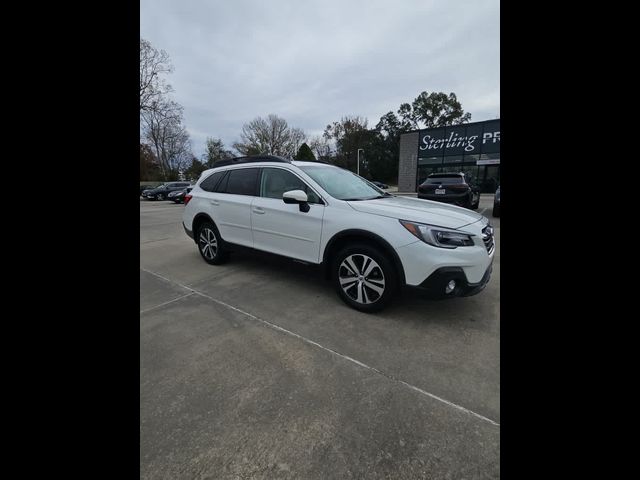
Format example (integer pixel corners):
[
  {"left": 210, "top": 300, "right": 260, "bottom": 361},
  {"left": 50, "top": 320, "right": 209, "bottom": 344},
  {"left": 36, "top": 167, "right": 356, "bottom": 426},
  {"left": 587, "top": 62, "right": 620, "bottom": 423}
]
[{"left": 435, "top": 188, "right": 446, "bottom": 194}]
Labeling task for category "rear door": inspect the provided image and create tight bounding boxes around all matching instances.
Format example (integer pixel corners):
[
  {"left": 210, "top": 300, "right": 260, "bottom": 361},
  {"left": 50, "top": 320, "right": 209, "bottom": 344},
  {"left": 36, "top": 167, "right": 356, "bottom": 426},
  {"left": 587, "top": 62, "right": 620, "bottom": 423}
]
[
  {"left": 212, "top": 167, "right": 259, "bottom": 247},
  {"left": 251, "top": 167, "right": 325, "bottom": 263}
]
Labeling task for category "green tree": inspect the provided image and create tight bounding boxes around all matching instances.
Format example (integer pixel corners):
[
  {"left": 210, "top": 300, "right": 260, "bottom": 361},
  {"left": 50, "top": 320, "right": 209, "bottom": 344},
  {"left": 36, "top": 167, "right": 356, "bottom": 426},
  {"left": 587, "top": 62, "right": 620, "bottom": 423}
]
[
  {"left": 370, "top": 91, "right": 471, "bottom": 183},
  {"left": 185, "top": 157, "right": 207, "bottom": 181},
  {"left": 295, "top": 142, "right": 316, "bottom": 161},
  {"left": 398, "top": 91, "right": 471, "bottom": 129},
  {"left": 203, "top": 137, "right": 234, "bottom": 168},
  {"left": 323, "top": 116, "right": 370, "bottom": 172}
]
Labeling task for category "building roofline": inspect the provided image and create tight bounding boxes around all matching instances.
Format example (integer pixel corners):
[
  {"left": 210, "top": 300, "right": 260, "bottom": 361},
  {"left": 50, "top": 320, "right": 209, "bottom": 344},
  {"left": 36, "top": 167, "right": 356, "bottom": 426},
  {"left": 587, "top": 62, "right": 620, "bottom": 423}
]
[{"left": 400, "top": 118, "right": 500, "bottom": 136}]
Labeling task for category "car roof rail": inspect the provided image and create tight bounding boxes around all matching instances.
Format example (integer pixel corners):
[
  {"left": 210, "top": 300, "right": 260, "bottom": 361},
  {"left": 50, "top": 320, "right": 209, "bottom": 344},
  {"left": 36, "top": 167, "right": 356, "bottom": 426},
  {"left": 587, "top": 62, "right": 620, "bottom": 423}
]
[
  {"left": 295, "top": 158, "right": 331, "bottom": 164},
  {"left": 212, "top": 155, "right": 292, "bottom": 167}
]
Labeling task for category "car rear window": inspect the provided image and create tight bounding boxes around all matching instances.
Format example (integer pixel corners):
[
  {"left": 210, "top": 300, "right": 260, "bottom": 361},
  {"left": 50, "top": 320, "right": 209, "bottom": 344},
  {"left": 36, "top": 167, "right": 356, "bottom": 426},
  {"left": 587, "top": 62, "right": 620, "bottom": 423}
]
[
  {"left": 425, "top": 176, "right": 465, "bottom": 185},
  {"left": 222, "top": 168, "right": 259, "bottom": 196},
  {"left": 200, "top": 170, "right": 226, "bottom": 192}
]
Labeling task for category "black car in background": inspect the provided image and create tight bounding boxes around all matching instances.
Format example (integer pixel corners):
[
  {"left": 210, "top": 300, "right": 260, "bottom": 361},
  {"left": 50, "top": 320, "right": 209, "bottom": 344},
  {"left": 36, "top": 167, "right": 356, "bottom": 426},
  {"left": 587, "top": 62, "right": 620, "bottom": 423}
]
[
  {"left": 417, "top": 172, "right": 480, "bottom": 210},
  {"left": 142, "top": 182, "right": 192, "bottom": 200},
  {"left": 492, "top": 185, "right": 500, "bottom": 217},
  {"left": 140, "top": 184, "right": 161, "bottom": 195},
  {"left": 168, "top": 186, "right": 193, "bottom": 204},
  {"left": 371, "top": 180, "right": 389, "bottom": 189}
]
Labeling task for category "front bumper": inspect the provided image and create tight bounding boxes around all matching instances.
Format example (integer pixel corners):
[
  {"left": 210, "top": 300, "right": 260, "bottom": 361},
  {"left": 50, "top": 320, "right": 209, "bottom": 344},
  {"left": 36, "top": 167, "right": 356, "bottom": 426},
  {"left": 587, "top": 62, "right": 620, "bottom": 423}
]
[
  {"left": 395, "top": 237, "right": 494, "bottom": 286},
  {"left": 414, "top": 263, "right": 492, "bottom": 299}
]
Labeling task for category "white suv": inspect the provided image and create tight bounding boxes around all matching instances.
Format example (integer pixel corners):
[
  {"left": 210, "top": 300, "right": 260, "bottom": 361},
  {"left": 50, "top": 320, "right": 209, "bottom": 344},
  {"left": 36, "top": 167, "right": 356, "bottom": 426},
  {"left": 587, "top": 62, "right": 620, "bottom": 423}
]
[{"left": 182, "top": 156, "right": 495, "bottom": 312}]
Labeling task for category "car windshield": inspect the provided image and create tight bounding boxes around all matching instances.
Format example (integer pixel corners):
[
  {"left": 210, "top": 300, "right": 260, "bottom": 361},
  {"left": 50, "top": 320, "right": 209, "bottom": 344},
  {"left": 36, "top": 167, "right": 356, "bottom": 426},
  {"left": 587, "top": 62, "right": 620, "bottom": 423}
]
[
  {"left": 424, "top": 176, "right": 465, "bottom": 185},
  {"left": 299, "top": 166, "right": 386, "bottom": 201}
]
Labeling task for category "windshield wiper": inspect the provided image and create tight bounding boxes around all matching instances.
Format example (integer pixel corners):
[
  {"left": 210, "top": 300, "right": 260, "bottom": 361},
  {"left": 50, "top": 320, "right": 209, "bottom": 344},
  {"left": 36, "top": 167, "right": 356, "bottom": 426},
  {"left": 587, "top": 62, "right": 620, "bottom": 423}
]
[{"left": 343, "top": 195, "right": 391, "bottom": 201}]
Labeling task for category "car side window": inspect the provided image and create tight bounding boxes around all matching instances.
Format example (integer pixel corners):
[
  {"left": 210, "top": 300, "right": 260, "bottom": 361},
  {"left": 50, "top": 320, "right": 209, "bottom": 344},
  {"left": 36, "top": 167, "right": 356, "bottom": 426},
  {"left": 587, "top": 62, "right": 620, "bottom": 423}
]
[
  {"left": 222, "top": 168, "right": 259, "bottom": 196},
  {"left": 200, "top": 171, "right": 226, "bottom": 192},
  {"left": 260, "top": 168, "right": 321, "bottom": 203}
]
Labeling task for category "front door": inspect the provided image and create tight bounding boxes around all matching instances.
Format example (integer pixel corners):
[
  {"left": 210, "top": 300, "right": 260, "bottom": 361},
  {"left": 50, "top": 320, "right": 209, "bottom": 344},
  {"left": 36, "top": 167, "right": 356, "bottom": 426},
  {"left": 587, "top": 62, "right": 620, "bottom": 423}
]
[{"left": 251, "top": 167, "right": 325, "bottom": 263}]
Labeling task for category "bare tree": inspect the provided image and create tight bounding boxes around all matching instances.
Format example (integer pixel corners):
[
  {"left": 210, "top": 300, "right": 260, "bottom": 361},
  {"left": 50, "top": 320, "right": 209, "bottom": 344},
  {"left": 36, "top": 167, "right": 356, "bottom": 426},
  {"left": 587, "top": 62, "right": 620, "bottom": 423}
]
[
  {"left": 308, "top": 135, "right": 333, "bottom": 161},
  {"left": 233, "top": 114, "right": 306, "bottom": 158},
  {"left": 202, "top": 137, "right": 234, "bottom": 167},
  {"left": 140, "top": 38, "right": 174, "bottom": 113},
  {"left": 288, "top": 127, "right": 306, "bottom": 158},
  {"left": 141, "top": 99, "right": 192, "bottom": 179}
]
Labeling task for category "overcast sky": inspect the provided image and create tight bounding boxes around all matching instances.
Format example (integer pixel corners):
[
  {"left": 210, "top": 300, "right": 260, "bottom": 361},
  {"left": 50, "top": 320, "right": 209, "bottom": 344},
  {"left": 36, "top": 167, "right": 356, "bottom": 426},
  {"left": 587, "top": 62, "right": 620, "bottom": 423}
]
[{"left": 141, "top": 0, "right": 499, "bottom": 158}]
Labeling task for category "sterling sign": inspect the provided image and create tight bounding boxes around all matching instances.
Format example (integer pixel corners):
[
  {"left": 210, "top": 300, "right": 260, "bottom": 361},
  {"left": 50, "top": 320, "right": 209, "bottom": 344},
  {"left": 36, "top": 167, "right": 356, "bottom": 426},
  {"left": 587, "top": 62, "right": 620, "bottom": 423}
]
[{"left": 417, "top": 119, "right": 500, "bottom": 161}]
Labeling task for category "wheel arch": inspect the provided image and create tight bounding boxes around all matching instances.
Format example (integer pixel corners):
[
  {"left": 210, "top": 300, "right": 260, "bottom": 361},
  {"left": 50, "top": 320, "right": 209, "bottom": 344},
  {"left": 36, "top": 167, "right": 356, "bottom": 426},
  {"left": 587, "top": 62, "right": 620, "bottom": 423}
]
[
  {"left": 191, "top": 213, "right": 218, "bottom": 244},
  {"left": 322, "top": 229, "right": 406, "bottom": 286}
]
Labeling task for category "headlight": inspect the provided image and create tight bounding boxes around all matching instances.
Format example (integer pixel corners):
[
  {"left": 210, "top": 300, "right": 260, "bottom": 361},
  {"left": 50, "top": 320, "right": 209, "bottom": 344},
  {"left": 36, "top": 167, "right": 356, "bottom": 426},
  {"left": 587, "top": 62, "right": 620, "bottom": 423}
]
[{"left": 399, "top": 220, "right": 475, "bottom": 248}]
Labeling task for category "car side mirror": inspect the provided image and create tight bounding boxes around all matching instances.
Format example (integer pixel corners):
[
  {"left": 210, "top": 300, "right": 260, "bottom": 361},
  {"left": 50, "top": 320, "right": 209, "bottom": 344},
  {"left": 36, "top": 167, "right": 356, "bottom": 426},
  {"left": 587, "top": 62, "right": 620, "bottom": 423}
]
[{"left": 283, "top": 189, "right": 310, "bottom": 213}]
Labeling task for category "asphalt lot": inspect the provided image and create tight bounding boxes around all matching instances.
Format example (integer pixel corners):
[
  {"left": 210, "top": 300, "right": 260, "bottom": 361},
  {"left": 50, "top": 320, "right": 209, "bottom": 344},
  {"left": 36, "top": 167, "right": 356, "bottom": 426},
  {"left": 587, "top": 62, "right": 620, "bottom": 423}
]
[{"left": 140, "top": 194, "right": 500, "bottom": 479}]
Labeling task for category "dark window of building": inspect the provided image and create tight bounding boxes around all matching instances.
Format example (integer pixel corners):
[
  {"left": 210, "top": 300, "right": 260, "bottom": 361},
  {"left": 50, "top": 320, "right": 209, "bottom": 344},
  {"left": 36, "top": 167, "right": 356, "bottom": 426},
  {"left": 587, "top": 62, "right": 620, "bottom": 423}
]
[
  {"left": 223, "top": 168, "right": 259, "bottom": 195},
  {"left": 442, "top": 154, "right": 464, "bottom": 164},
  {"left": 461, "top": 166, "right": 480, "bottom": 185},
  {"left": 440, "top": 125, "right": 468, "bottom": 156},
  {"left": 464, "top": 124, "right": 484, "bottom": 155},
  {"left": 480, "top": 165, "right": 500, "bottom": 193},
  {"left": 480, "top": 121, "right": 500, "bottom": 154},
  {"left": 418, "top": 127, "right": 446, "bottom": 157},
  {"left": 418, "top": 156, "right": 443, "bottom": 166},
  {"left": 479, "top": 153, "right": 500, "bottom": 160}
]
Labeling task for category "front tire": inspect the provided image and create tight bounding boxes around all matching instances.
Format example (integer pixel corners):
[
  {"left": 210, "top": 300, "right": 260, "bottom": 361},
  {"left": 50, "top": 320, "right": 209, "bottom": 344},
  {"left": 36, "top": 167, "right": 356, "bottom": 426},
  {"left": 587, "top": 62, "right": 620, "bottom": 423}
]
[
  {"left": 157, "top": 193, "right": 166, "bottom": 201},
  {"left": 197, "top": 221, "right": 228, "bottom": 265},
  {"left": 492, "top": 204, "right": 500, "bottom": 217},
  {"left": 332, "top": 244, "right": 397, "bottom": 312}
]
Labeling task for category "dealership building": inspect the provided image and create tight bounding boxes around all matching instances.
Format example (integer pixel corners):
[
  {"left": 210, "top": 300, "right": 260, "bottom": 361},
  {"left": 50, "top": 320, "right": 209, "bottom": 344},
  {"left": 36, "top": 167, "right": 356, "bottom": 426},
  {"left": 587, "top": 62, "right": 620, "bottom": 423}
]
[{"left": 398, "top": 119, "right": 500, "bottom": 193}]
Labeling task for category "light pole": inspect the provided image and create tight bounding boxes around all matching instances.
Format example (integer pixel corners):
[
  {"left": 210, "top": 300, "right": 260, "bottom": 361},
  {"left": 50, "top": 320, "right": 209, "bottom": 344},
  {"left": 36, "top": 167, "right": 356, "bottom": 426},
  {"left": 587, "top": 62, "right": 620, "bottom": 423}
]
[{"left": 357, "top": 148, "right": 364, "bottom": 176}]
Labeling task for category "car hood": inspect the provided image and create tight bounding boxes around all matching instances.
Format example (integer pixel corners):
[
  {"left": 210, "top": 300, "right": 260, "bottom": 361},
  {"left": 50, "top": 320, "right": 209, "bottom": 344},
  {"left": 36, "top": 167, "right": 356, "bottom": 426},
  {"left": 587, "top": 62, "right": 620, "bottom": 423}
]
[{"left": 347, "top": 195, "right": 485, "bottom": 229}]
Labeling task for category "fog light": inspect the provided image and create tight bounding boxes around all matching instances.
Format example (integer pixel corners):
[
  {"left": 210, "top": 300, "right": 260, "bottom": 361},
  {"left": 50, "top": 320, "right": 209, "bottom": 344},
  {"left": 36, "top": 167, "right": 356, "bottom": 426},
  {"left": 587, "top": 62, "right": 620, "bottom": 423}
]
[{"left": 445, "top": 280, "right": 456, "bottom": 294}]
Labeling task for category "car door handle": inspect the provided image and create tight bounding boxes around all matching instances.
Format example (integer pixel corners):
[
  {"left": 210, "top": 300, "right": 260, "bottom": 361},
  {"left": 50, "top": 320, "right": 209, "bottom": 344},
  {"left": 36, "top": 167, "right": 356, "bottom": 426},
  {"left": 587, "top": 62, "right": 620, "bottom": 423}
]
[
  {"left": 210, "top": 200, "right": 219, "bottom": 206},
  {"left": 252, "top": 207, "right": 265, "bottom": 214}
]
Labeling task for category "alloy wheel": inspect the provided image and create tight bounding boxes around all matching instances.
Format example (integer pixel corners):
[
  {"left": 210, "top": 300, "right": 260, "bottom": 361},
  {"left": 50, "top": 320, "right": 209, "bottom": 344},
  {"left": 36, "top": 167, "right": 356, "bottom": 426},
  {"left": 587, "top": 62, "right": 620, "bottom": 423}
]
[
  {"left": 338, "top": 254, "right": 385, "bottom": 304},
  {"left": 199, "top": 228, "right": 218, "bottom": 260}
]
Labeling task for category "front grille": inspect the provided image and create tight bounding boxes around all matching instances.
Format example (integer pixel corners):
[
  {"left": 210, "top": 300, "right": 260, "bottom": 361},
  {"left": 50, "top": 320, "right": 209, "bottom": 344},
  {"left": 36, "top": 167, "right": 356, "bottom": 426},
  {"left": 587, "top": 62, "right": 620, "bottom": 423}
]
[{"left": 482, "top": 224, "right": 495, "bottom": 254}]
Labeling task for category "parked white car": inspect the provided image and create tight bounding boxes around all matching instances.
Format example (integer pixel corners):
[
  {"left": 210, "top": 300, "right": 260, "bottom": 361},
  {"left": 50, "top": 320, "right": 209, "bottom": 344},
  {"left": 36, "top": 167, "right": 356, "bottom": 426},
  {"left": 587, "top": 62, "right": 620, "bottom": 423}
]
[{"left": 182, "top": 156, "right": 495, "bottom": 312}]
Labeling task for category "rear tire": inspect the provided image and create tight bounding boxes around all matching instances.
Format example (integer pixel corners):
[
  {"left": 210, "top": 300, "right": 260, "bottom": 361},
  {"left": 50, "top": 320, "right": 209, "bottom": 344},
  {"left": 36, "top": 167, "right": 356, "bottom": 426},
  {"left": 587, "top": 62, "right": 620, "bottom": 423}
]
[
  {"left": 157, "top": 193, "right": 166, "bottom": 201},
  {"left": 332, "top": 243, "right": 397, "bottom": 313},
  {"left": 469, "top": 193, "right": 479, "bottom": 210},
  {"left": 492, "top": 204, "right": 500, "bottom": 217},
  {"left": 196, "top": 221, "right": 229, "bottom": 265}
]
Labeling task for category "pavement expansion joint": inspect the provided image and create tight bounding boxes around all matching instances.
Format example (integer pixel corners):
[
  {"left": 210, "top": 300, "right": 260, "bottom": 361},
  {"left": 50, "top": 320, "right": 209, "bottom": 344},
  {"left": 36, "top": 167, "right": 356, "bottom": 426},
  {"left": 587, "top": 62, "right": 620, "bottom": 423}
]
[{"left": 139, "top": 266, "right": 500, "bottom": 427}]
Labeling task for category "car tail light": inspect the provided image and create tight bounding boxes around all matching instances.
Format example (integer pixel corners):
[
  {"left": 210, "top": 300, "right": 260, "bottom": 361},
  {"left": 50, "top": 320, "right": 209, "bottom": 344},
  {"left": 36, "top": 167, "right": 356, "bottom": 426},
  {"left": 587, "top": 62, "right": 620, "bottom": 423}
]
[{"left": 184, "top": 194, "right": 192, "bottom": 205}]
